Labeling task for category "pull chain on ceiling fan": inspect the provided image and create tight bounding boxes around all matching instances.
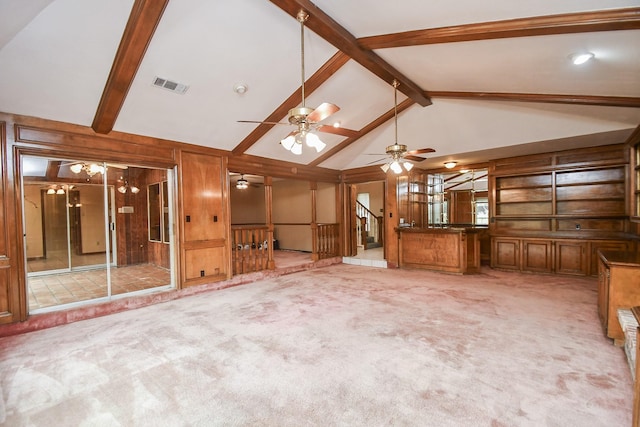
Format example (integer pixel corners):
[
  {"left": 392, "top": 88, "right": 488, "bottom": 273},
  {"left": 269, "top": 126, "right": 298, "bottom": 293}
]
[{"left": 237, "top": 10, "right": 357, "bottom": 155}]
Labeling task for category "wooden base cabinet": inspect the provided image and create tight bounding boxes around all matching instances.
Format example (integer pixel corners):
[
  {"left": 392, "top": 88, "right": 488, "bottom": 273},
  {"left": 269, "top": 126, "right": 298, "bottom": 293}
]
[
  {"left": 522, "top": 239, "right": 553, "bottom": 273},
  {"left": 492, "top": 238, "right": 520, "bottom": 270},
  {"left": 492, "top": 238, "right": 632, "bottom": 276},
  {"left": 555, "top": 240, "right": 588, "bottom": 276},
  {"left": 597, "top": 251, "right": 640, "bottom": 343}
]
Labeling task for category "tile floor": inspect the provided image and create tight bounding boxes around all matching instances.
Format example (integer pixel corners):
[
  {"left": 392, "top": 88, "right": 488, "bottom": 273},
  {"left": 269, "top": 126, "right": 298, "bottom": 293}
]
[
  {"left": 28, "top": 264, "right": 172, "bottom": 312},
  {"left": 343, "top": 246, "right": 387, "bottom": 268},
  {"left": 27, "top": 250, "right": 319, "bottom": 312}
]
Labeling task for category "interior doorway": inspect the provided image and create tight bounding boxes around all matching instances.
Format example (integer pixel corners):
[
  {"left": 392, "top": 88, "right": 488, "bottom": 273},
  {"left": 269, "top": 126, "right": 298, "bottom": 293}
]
[{"left": 353, "top": 181, "right": 385, "bottom": 262}]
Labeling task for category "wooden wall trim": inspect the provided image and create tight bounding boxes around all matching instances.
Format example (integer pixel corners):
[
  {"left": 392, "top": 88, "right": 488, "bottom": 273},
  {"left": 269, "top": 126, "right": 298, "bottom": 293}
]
[
  {"left": 15, "top": 124, "right": 176, "bottom": 168},
  {"left": 228, "top": 153, "right": 340, "bottom": 183}
]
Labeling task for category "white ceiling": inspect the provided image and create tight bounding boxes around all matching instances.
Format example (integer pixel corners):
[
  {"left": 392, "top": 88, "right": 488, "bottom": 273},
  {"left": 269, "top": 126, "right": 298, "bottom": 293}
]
[{"left": 0, "top": 0, "right": 639, "bottom": 171}]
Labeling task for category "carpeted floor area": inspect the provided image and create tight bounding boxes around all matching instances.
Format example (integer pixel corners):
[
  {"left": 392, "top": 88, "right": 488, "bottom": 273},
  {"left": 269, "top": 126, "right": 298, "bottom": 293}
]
[{"left": 0, "top": 265, "right": 632, "bottom": 426}]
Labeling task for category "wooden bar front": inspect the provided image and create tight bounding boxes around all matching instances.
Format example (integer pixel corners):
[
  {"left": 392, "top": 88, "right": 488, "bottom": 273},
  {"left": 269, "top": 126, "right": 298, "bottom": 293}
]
[{"left": 397, "top": 227, "right": 483, "bottom": 274}]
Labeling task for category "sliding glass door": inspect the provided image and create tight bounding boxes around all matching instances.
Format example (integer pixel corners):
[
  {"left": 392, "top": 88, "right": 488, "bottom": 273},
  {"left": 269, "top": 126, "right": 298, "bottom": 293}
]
[{"left": 21, "top": 156, "right": 175, "bottom": 313}]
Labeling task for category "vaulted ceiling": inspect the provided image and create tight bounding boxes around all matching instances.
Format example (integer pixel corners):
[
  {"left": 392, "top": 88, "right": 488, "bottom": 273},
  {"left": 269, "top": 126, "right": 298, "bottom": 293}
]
[{"left": 1, "top": 0, "right": 639, "bottom": 171}]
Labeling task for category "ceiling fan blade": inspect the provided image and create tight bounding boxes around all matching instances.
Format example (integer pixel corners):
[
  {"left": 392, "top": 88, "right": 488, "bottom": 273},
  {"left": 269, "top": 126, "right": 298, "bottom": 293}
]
[
  {"left": 406, "top": 148, "right": 436, "bottom": 155},
  {"left": 404, "top": 155, "right": 427, "bottom": 162},
  {"left": 366, "top": 157, "right": 387, "bottom": 165},
  {"left": 237, "top": 120, "right": 289, "bottom": 125},
  {"left": 307, "top": 102, "right": 339, "bottom": 123},
  {"left": 316, "top": 125, "right": 359, "bottom": 138},
  {"left": 106, "top": 163, "right": 128, "bottom": 169}
]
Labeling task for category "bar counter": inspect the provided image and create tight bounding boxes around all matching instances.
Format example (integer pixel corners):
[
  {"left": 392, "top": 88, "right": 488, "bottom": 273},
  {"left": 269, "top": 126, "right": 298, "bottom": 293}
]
[{"left": 396, "top": 226, "right": 485, "bottom": 274}]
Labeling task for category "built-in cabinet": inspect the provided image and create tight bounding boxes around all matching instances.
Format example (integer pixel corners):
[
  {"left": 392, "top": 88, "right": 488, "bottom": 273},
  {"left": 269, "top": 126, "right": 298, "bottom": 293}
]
[
  {"left": 179, "top": 151, "right": 229, "bottom": 286},
  {"left": 493, "top": 237, "right": 631, "bottom": 276},
  {"left": 490, "top": 145, "right": 637, "bottom": 276}
]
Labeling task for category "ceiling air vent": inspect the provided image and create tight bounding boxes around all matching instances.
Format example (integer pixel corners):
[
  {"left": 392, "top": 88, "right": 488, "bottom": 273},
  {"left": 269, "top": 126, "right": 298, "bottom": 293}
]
[{"left": 152, "top": 76, "right": 189, "bottom": 94}]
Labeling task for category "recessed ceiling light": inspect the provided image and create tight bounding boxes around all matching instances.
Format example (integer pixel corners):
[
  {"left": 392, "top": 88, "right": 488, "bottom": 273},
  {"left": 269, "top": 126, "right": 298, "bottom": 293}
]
[
  {"left": 233, "top": 83, "right": 248, "bottom": 94},
  {"left": 569, "top": 52, "right": 594, "bottom": 65},
  {"left": 333, "top": 122, "right": 341, "bottom": 128}
]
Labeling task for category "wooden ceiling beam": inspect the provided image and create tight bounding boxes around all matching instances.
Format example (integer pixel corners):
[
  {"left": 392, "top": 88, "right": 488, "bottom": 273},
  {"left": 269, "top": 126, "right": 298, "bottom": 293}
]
[
  {"left": 359, "top": 8, "right": 640, "bottom": 49},
  {"left": 91, "top": 0, "right": 169, "bottom": 134},
  {"left": 268, "top": 0, "right": 431, "bottom": 107},
  {"left": 427, "top": 91, "right": 640, "bottom": 108},
  {"left": 232, "top": 51, "right": 349, "bottom": 155},
  {"left": 308, "top": 98, "right": 415, "bottom": 167}
]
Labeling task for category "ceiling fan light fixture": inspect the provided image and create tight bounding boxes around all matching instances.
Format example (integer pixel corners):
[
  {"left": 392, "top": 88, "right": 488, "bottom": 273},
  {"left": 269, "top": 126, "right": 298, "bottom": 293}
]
[
  {"left": 70, "top": 163, "right": 83, "bottom": 174},
  {"left": 281, "top": 135, "right": 296, "bottom": 151},
  {"left": 444, "top": 161, "right": 457, "bottom": 169},
  {"left": 304, "top": 132, "right": 325, "bottom": 152},
  {"left": 290, "top": 141, "right": 303, "bottom": 155},
  {"left": 236, "top": 175, "right": 249, "bottom": 190},
  {"left": 380, "top": 163, "right": 390, "bottom": 173},
  {"left": 47, "top": 188, "right": 56, "bottom": 195},
  {"left": 569, "top": 52, "right": 594, "bottom": 65},
  {"left": 403, "top": 162, "right": 414, "bottom": 171},
  {"left": 56, "top": 188, "right": 65, "bottom": 195},
  {"left": 390, "top": 160, "right": 403, "bottom": 174}
]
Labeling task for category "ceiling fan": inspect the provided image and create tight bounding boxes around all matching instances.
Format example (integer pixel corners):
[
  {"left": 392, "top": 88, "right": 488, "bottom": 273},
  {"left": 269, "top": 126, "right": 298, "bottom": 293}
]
[
  {"left": 370, "top": 80, "right": 435, "bottom": 174},
  {"left": 238, "top": 10, "right": 357, "bottom": 155}
]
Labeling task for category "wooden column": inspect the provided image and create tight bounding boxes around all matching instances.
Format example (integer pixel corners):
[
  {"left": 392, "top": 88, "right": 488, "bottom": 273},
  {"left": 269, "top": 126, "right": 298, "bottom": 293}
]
[
  {"left": 310, "top": 181, "right": 318, "bottom": 261},
  {"left": 0, "top": 120, "right": 25, "bottom": 323},
  {"left": 264, "top": 176, "right": 275, "bottom": 269},
  {"left": 385, "top": 175, "right": 399, "bottom": 267}
]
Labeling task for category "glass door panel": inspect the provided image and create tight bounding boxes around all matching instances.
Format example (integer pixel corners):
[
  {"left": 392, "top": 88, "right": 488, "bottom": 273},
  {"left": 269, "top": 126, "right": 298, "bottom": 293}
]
[{"left": 22, "top": 156, "right": 175, "bottom": 313}]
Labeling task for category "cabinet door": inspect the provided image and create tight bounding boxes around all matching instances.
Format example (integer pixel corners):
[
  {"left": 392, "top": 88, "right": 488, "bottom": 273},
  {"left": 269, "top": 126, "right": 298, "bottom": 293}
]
[
  {"left": 181, "top": 152, "right": 225, "bottom": 242},
  {"left": 184, "top": 247, "right": 226, "bottom": 281},
  {"left": 555, "top": 240, "right": 588, "bottom": 275},
  {"left": 492, "top": 238, "right": 520, "bottom": 270},
  {"left": 522, "top": 239, "right": 553, "bottom": 273},
  {"left": 597, "top": 258, "right": 609, "bottom": 333}
]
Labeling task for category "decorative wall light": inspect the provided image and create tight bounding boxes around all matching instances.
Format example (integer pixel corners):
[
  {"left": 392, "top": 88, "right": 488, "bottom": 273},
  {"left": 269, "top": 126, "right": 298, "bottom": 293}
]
[{"left": 117, "top": 181, "right": 140, "bottom": 194}]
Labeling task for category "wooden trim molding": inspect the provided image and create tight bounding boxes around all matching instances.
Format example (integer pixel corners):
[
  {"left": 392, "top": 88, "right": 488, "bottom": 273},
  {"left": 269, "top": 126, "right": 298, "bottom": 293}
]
[
  {"left": 92, "top": 0, "right": 170, "bottom": 134},
  {"left": 359, "top": 8, "right": 640, "bottom": 49}
]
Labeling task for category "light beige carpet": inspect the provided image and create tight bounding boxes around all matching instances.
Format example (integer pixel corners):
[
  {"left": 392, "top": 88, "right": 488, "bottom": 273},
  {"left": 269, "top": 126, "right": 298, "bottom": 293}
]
[{"left": 0, "top": 265, "right": 632, "bottom": 426}]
